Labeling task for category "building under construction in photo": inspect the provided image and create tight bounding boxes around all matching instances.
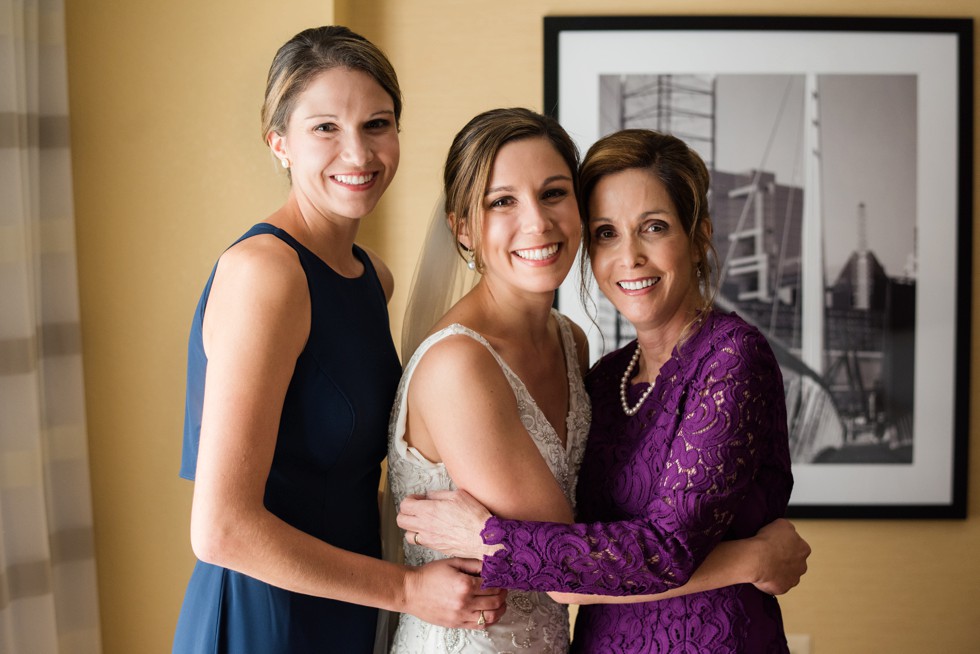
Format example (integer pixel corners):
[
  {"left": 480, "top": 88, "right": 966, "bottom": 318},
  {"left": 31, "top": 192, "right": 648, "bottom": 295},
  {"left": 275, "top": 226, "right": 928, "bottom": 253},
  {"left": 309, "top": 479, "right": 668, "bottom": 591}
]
[{"left": 596, "top": 73, "right": 916, "bottom": 463}]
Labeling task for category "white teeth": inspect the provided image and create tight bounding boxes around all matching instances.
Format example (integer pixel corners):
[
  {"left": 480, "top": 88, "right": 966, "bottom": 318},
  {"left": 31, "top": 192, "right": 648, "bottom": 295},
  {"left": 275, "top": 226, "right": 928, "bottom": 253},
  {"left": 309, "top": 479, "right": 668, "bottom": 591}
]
[
  {"left": 334, "top": 173, "right": 374, "bottom": 185},
  {"left": 514, "top": 244, "right": 559, "bottom": 261},
  {"left": 619, "top": 278, "right": 657, "bottom": 291}
]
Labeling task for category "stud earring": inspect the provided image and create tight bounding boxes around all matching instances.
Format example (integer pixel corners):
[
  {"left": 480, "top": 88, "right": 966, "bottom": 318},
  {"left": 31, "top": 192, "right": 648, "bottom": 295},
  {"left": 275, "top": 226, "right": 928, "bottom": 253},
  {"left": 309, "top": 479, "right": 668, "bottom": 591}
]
[{"left": 281, "top": 158, "right": 290, "bottom": 169}]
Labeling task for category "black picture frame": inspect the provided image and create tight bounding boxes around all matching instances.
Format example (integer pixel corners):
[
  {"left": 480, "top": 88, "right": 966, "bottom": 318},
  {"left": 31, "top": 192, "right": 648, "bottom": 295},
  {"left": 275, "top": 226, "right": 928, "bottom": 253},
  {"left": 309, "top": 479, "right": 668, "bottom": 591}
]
[{"left": 545, "top": 15, "right": 972, "bottom": 518}]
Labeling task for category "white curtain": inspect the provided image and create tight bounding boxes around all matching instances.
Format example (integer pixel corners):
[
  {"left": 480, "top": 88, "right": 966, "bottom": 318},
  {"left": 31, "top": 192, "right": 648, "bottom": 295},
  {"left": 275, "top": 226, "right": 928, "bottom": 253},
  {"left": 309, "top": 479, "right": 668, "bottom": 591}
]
[{"left": 0, "top": 0, "right": 103, "bottom": 652}]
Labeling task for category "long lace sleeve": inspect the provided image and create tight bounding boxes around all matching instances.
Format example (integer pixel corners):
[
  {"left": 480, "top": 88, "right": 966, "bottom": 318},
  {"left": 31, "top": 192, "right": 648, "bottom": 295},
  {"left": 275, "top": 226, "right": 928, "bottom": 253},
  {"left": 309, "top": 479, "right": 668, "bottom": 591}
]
[
  {"left": 480, "top": 515, "right": 697, "bottom": 596},
  {"left": 480, "top": 320, "right": 788, "bottom": 596}
]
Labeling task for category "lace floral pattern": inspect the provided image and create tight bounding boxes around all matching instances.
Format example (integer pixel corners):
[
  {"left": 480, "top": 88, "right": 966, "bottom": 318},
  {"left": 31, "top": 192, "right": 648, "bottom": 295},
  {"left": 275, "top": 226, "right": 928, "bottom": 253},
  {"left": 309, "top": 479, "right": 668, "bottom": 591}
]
[
  {"left": 387, "top": 311, "right": 590, "bottom": 653},
  {"left": 481, "top": 311, "right": 793, "bottom": 653}
]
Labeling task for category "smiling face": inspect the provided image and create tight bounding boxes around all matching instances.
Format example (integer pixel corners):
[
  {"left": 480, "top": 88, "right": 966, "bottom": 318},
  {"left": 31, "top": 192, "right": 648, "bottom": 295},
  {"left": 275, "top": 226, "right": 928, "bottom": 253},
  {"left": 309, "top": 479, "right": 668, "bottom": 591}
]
[
  {"left": 588, "top": 166, "right": 701, "bottom": 337},
  {"left": 465, "top": 137, "right": 581, "bottom": 297},
  {"left": 268, "top": 67, "right": 400, "bottom": 223}
]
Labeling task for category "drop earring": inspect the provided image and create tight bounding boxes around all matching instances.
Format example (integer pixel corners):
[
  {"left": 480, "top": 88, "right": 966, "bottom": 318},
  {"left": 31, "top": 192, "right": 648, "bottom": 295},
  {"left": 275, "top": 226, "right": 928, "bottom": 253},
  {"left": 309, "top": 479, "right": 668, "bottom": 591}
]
[{"left": 460, "top": 243, "right": 477, "bottom": 271}]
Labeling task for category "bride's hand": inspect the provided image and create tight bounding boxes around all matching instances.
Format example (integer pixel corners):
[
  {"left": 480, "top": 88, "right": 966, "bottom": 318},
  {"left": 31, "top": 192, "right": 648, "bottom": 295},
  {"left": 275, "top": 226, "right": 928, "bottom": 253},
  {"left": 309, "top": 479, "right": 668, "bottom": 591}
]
[{"left": 397, "top": 489, "right": 502, "bottom": 560}]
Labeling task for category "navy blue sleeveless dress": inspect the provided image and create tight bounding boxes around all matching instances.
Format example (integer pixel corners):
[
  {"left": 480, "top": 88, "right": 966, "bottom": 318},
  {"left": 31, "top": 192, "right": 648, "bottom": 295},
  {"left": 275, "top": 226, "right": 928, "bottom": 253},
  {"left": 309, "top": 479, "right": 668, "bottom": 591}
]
[{"left": 173, "top": 224, "right": 402, "bottom": 653}]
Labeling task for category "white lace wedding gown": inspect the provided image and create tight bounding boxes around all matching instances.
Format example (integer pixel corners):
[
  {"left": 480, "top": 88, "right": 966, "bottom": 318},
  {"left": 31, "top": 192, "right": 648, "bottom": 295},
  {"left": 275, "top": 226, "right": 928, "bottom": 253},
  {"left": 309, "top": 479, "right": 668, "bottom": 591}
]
[{"left": 386, "top": 311, "right": 590, "bottom": 653}]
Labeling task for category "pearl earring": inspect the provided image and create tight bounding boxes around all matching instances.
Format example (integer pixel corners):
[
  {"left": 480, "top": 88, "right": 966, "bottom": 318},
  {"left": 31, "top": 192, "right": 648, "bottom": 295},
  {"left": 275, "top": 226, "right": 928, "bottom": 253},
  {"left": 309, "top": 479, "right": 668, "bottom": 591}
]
[
  {"left": 461, "top": 245, "right": 477, "bottom": 271},
  {"left": 281, "top": 158, "right": 290, "bottom": 169}
]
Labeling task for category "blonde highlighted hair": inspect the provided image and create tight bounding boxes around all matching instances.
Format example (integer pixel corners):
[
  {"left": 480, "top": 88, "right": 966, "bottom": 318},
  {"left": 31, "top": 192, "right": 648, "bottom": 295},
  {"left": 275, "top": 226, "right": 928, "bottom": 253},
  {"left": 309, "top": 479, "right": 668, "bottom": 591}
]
[{"left": 260, "top": 26, "right": 402, "bottom": 143}]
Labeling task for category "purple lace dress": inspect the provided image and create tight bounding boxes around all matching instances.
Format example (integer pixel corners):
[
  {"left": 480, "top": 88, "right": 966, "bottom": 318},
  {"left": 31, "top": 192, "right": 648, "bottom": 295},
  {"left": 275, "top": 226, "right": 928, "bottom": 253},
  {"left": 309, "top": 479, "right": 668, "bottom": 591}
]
[{"left": 480, "top": 311, "right": 793, "bottom": 653}]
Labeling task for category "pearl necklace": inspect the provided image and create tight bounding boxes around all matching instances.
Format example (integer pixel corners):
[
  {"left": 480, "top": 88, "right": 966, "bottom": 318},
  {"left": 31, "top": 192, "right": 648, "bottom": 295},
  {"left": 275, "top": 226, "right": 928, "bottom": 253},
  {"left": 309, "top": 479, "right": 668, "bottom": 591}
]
[{"left": 620, "top": 343, "right": 655, "bottom": 416}]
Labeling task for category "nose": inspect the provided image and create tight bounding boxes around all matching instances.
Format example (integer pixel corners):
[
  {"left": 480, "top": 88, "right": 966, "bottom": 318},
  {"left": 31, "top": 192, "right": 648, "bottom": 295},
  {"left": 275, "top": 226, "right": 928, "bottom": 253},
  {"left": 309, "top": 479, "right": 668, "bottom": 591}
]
[
  {"left": 341, "top": 131, "right": 373, "bottom": 167},
  {"left": 520, "top": 200, "right": 551, "bottom": 235},
  {"left": 621, "top": 233, "right": 645, "bottom": 267}
]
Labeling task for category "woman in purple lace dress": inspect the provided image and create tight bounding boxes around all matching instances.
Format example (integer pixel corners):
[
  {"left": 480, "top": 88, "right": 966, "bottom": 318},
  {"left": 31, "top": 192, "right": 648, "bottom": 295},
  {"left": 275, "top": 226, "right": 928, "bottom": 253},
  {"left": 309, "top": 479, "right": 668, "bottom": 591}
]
[{"left": 399, "top": 129, "right": 802, "bottom": 653}]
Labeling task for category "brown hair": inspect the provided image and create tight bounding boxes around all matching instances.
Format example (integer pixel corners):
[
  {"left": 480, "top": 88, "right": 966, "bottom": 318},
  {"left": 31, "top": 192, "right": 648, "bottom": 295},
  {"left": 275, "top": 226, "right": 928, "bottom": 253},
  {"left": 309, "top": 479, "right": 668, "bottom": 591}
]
[
  {"left": 260, "top": 26, "right": 402, "bottom": 142},
  {"left": 443, "top": 108, "right": 580, "bottom": 270},
  {"left": 578, "top": 128, "right": 717, "bottom": 312}
]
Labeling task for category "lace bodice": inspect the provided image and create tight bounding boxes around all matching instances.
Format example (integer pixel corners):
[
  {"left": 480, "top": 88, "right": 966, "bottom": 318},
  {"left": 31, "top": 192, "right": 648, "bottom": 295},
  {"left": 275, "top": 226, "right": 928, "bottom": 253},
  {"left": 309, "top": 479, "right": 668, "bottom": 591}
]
[
  {"left": 386, "top": 311, "right": 590, "bottom": 653},
  {"left": 480, "top": 311, "right": 793, "bottom": 653}
]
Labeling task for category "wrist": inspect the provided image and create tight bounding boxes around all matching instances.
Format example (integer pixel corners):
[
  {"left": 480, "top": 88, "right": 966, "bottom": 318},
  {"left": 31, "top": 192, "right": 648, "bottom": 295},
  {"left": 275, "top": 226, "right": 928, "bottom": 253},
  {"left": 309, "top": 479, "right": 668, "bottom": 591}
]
[
  {"left": 483, "top": 543, "right": 504, "bottom": 559},
  {"left": 396, "top": 564, "right": 417, "bottom": 614},
  {"left": 746, "top": 536, "right": 767, "bottom": 585},
  {"left": 716, "top": 538, "right": 765, "bottom": 586},
  {"left": 478, "top": 515, "right": 506, "bottom": 559}
]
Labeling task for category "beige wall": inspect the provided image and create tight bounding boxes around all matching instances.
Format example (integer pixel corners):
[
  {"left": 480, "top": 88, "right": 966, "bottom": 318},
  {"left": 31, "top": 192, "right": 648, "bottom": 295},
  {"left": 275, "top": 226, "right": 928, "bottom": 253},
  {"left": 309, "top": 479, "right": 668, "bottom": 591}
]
[{"left": 65, "top": 0, "right": 979, "bottom": 652}]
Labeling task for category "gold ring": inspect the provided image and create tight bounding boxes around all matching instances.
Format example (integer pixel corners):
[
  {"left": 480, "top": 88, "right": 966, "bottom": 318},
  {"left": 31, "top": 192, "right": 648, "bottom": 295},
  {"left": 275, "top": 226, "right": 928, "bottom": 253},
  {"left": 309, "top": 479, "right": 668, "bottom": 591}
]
[
  {"left": 413, "top": 532, "right": 421, "bottom": 547},
  {"left": 477, "top": 610, "right": 486, "bottom": 627}
]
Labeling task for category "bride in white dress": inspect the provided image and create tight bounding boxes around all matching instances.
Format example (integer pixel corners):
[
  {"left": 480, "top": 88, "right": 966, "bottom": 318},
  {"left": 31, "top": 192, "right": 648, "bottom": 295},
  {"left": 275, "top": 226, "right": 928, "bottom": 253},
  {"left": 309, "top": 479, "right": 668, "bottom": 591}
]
[{"left": 384, "top": 108, "right": 590, "bottom": 653}]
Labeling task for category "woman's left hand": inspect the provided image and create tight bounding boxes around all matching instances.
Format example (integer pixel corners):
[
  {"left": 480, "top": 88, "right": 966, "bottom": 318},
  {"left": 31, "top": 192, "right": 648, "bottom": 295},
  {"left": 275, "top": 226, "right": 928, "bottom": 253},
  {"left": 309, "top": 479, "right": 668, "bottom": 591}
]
[{"left": 397, "top": 489, "right": 500, "bottom": 560}]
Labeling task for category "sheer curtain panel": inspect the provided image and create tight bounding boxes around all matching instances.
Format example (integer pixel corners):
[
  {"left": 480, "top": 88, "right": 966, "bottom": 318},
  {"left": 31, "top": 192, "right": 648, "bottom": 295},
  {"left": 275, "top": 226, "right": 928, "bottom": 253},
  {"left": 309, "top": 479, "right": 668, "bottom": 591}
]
[{"left": 0, "top": 0, "right": 103, "bottom": 652}]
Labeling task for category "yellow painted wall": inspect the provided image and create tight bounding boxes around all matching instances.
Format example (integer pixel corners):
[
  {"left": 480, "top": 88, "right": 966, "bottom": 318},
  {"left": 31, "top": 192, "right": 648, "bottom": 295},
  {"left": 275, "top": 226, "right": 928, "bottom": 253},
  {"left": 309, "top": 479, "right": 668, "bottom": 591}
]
[
  {"left": 64, "top": 0, "right": 979, "bottom": 652},
  {"left": 64, "top": 1, "right": 342, "bottom": 651}
]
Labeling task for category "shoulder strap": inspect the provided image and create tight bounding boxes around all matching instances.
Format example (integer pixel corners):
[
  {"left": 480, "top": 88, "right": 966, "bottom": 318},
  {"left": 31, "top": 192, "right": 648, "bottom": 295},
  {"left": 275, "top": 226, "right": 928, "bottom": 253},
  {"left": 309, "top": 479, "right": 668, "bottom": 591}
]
[
  {"left": 390, "top": 325, "right": 505, "bottom": 453},
  {"left": 552, "top": 310, "right": 583, "bottom": 384}
]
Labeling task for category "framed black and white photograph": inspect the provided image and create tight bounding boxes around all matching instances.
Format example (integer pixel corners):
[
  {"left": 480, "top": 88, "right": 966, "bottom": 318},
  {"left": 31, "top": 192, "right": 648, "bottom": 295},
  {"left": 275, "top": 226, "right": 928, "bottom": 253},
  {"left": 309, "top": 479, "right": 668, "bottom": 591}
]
[{"left": 546, "top": 16, "right": 972, "bottom": 518}]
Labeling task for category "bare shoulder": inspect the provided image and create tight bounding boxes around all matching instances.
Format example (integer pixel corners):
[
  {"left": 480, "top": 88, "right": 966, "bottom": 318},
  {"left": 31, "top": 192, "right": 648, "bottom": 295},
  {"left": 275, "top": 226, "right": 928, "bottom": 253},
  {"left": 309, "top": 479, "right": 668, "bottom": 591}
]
[
  {"left": 412, "top": 331, "right": 503, "bottom": 389},
  {"left": 410, "top": 330, "right": 521, "bottom": 415},
  {"left": 405, "top": 330, "right": 515, "bottom": 464},
  {"left": 408, "top": 327, "right": 575, "bottom": 522},
  {"left": 205, "top": 233, "right": 308, "bottom": 357},
  {"left": 217, "top": 232, "right": 305, "bottom": 294},
  {"left": 359, "top": 244, "right": 394, "bottom": 302}
]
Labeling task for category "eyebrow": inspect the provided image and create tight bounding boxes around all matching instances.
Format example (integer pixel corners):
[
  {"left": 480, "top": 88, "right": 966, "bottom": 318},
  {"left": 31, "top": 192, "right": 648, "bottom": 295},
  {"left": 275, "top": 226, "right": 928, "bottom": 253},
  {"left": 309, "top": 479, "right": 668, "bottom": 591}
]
[
  {"left": 485, "top": 174, "right": 573, "bottom": 196},
  {"left": 302, "top": 109, "right": 396, "bottom": 121},
  {"left": 588, "top": 209, "right": 671, "bottom": 224}
]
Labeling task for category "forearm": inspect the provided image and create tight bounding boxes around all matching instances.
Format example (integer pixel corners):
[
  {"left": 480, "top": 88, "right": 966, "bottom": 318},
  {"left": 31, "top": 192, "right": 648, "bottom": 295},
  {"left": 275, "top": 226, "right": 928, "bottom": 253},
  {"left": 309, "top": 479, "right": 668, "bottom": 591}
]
[
  {"left": 195, "top": 496, "right": 509, "bottom": 629},
  {"left": 548, "top": 538, "right": 757, "bottom": 605},
  {"left": 192, "top": 502, "right": 410, "bottom": 612},
  {"left": 480, "top": 515, "right": 699, "bottom": 596}
]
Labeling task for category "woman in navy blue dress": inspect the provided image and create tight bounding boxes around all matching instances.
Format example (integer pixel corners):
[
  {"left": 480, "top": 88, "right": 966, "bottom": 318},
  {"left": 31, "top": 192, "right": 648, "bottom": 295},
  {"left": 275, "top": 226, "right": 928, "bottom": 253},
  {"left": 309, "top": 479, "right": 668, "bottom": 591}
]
[{"left": 172, "top": 26, "right": 505, "bottom": 653}]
